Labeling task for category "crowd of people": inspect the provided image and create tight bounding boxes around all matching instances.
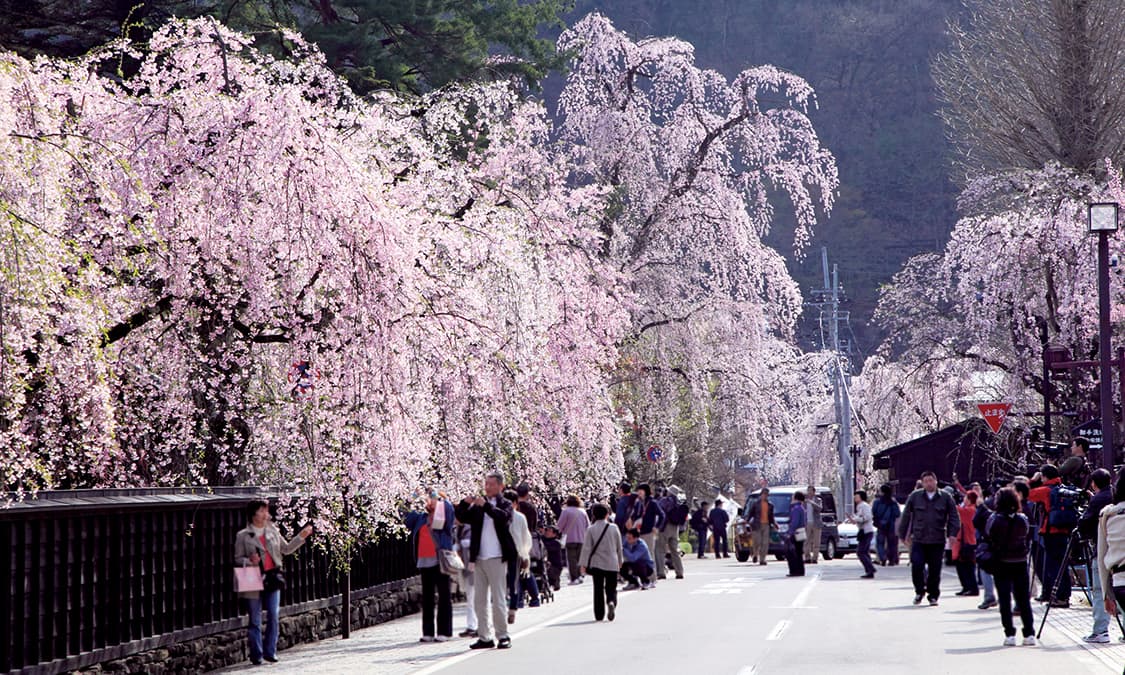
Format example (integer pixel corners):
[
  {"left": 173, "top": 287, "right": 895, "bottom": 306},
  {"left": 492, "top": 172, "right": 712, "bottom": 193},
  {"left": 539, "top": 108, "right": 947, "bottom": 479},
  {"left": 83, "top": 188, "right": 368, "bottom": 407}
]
[{"left": 231, "top": 435, "right": 1125, "bottom": 661}]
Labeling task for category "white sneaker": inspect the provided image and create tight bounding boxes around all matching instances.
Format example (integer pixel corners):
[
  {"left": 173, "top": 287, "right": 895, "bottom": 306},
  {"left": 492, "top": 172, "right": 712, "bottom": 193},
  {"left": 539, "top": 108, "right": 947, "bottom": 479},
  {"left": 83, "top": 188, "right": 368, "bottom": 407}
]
[
  {"left": 420, "top": 636, "right": 436, "bottom": 643},
  {"left": 434, "top": 635, "right": 450, "bottom": 643},
  {"left": 1002, "top": 636, "right": 1017, "bottom": 647},
  {"left": 1022, "top": 636, "right": 1037, "bottom": 646},
  {"left": 1083, "top": 632, "right": 1111, "bottom": 644}
]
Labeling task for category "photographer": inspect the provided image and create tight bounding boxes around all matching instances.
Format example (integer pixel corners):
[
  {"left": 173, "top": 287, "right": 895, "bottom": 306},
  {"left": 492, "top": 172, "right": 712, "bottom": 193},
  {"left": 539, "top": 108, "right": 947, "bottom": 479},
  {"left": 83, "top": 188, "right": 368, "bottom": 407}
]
[
  {"left": 1027, "top": 465, "right": 1075, "bottom": 608},
  {"left": 1078, "top": 469, "right": 1116, "bottom": 643},
  {"left": 1059, "top": 437, "right": 1091, "bottom": 490}
]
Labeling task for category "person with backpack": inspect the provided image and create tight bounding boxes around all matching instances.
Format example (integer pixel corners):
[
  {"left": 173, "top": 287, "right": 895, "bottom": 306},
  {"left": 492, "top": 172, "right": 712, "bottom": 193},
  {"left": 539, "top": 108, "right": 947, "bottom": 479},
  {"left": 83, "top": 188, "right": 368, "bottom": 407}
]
[
  {"left": 690, "top": 501, "right": 711, "bottom": 558},
  {"left": 872, "top": 484, "right": 901, "bottom": 566},
  {"left": 1079, "top": 469, "right": 1118, "bottom": 643},
  {"left": 655, "top": 490, "right": 686, "bottom": 579},
  {"left": 579, "top": 503, "right": 624, "bottom": 621},
  {"left": 1027, "top": 464, "right": 1077, "bottom": 608},
  {"left": 1098, "top": 474, "right": 1125, "bottom": 635},
  {"left": 985, "top": 487, "right": 1036, "bottom": 647}
]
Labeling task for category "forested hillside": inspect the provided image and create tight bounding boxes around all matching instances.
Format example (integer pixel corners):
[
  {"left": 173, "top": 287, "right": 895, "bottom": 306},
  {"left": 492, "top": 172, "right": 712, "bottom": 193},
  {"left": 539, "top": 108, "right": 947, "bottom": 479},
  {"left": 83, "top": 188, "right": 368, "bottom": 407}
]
[{"left": 571, "top": 0, "right": 962, "bottom": 352}]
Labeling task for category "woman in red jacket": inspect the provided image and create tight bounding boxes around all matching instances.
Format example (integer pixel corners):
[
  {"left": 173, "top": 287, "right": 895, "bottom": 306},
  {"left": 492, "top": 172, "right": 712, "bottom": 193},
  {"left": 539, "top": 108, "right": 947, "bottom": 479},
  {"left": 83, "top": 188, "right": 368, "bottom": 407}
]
[{"left": 954, "top": 491, "right": 980, "bottom": 596}]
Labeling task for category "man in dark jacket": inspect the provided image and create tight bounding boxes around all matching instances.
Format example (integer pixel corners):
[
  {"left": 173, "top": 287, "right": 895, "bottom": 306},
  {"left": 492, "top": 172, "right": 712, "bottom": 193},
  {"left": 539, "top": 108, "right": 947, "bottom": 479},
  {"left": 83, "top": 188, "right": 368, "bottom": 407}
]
[
  {"left": 709, "top": 499, "right": 731, "bottom": 558},
  {"left": 630, "top": 484, "right": 666, "bottom": 575},
  {"left": 690, "top": 501, "right": 711, "bottom": 558},
  {"left": 897, "top": 471, "right": 960, "bottom": 606},
  {"left": 1079, "top": 469, "right": 1116, "bottom": 643},
  {"left": 459, "top": 470, "right": 517, "bottom": 650},
  {"left": 614, "top": 482, "right": 636, "bottom": 536}
]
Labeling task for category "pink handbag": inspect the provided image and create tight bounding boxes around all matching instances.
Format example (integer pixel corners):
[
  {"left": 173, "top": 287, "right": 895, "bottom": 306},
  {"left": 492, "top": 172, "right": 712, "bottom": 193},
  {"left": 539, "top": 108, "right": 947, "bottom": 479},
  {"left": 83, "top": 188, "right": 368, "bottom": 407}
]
[{"left": 234, "top": 565, "right": 264, "bottom": 592}]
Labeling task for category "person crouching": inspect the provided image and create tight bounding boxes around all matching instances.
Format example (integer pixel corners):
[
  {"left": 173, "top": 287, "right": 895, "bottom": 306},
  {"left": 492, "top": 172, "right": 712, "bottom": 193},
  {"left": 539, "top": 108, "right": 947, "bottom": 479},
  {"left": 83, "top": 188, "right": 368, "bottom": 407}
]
[{"left": 621, "top": 528, "right": 655, "bottom": 590}]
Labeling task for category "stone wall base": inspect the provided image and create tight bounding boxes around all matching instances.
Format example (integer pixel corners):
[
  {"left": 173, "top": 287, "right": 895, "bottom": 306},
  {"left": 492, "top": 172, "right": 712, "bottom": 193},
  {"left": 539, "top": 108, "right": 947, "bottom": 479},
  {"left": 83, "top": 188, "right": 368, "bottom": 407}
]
[{"left": 74, "top": 576, "right": 428, "bottom": 674}]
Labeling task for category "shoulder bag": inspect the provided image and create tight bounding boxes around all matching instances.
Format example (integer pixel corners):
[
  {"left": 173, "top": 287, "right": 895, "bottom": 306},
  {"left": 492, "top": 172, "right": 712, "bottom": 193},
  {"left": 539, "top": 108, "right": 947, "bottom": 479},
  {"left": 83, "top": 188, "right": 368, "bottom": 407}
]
[{"left": 585, "top": 522, "right": 612, "bottom": 568}]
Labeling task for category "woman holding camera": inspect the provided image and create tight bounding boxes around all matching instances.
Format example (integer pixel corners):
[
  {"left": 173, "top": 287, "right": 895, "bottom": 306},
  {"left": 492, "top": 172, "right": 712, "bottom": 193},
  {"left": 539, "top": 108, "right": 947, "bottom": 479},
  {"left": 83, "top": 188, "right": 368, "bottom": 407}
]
[
  {"left": 234, "top": 500, "right": 313, "bottom": 665},
  {"left": 406, "top": 491, "right": 456, "bottom": 642}
]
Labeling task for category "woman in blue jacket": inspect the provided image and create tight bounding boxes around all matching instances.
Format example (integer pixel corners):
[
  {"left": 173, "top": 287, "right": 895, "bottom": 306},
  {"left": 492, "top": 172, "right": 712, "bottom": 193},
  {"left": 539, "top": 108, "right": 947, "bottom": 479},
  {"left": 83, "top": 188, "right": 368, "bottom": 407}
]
[
  {"left": 786, "top": 492, "right": 808, "bottom": 577},
  {"left": 405, "top": 491, "right": 456, "bottom": 642}
]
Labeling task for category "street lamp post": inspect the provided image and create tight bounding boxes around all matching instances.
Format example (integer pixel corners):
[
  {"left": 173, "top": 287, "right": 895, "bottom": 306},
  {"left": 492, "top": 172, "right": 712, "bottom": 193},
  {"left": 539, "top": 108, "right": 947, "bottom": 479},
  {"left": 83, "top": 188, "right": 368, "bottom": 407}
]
[
  {"left": 1089, "top": 202, "right": 1119, "bottom": 471},
  {"left": 849, "top": 444, "right": 862, "bottom": 494}
]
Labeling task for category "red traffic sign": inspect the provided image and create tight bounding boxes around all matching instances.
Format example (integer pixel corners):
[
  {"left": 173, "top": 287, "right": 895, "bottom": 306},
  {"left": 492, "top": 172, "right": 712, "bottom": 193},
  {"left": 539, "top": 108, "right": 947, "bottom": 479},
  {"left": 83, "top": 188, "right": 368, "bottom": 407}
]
[{"left": 976, "top": 402, "right": 1012, "bottom": 434}]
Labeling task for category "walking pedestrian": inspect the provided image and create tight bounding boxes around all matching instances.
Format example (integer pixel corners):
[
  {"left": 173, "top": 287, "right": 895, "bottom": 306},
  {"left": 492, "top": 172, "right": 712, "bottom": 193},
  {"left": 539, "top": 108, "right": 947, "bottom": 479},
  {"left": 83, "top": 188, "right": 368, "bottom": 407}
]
[
  {"left": 454, "top": 516, "right": 478, "bottom": 638},
  {"left": 630, "top": 484, "right": 666, "bottom": 574},
  {"left": 954, "top": 491, "right": 980, "bottom": 596},
  {"left": 579, "top": 503, "right": 625, "bottom": 621},
  {"left": 785, "top": 492, "right": 807, "bottom": 577},
  {"left": 504, "top": 489, "right": 537, "bottom": 624},
  {"left": 234, "top": 500, "right": 313, "bottom": 665},
  {"left": 1027, "top": 464, "right": 1075, "bottom": 608},
  {"left": 747, "top": 490, "right": 778, "bottom": 565},
  {"left": 405, "top": 491, "right": 456, "bottom": 642},
  {"left": 805, "top": 485, "right": 823, "bottom": 564},
  {"left": 514, "top": 484, "right": 544, "bottom": 606},
  {"left": 852, "top": 490, "right": 876, "bottom": 578},
  {"left": 461, "top": 470, "right": 517, "bottom": 650},
  {"left": 690, "top": 500, "right": 711, "bottom": 558},
  {"left": 1097, "top": 473, "right": 1125, "bottom": 640},
  {"left": 1080, "top": 469, "right": 1117, "bottom": 643},
  {"left": 897, "top": 471, "right": 960, "bottom": 606},
  {"left": 621, "top": 528, "right": 656, "bottom": 589},
  {"left": 986, "top": 487, "right": 1036, "bottom": 646},
  {"left": 872, "top": 484, "right": 901, "bottom": 566},
  {"left": 655, "top": 488, "right": 686, "bottom": 579},
  {"left": 556, "top": 495, "right": 590, "bottom": 585},
  {"left": 709, "top": 499, "right": 730, "bottom": 558}
]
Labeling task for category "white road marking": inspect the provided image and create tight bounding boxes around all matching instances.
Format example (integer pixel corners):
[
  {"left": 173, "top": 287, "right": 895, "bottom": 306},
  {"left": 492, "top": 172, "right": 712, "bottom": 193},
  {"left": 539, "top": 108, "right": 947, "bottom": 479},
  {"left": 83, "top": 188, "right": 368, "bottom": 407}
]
[
  {"left": 411, "top": 602, "right": 595, "bottom": 675},
  {"left": 766, "top": 619, "right": 790, "bottom": 641},
  {"left": 790, "top": 571, "right": 821, "bottom": 608},
  {"left": 736, "top": 666, "right": 758, "bottom": 675}
]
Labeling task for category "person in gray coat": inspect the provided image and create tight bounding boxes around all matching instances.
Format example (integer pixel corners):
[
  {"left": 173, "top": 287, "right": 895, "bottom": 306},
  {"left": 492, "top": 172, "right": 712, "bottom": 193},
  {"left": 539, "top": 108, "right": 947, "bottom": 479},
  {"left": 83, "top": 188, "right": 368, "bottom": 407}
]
[
  {"left": 579, "top": 503, "right": 625, "bottom": 622},
  {"left": 896, "top": 471, "right": 960, "bottom": 606},
  {"left": 234, "top": 500, "right": 312, "bottom": 665}
]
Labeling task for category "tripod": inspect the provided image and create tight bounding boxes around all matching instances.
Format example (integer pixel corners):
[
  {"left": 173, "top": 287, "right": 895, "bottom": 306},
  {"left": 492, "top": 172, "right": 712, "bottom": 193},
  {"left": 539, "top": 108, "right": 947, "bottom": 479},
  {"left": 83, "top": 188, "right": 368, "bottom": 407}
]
[{"left": 1037, "top": 529, "right": 1125, "bottom": 639}]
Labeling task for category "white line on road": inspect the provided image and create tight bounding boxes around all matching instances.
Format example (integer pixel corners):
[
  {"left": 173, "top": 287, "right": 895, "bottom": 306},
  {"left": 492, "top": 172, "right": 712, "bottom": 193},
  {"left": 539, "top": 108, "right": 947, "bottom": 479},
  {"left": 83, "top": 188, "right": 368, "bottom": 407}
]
[
  {"left": 789, "top": 571, "right": 821, "bottom": 608},
  {"left": 411, "top": 602, "right": 595, "bottom": 675},
  {"left": 765, "top": 619, "right": 790, "bottom": 641},
  {"left": 736, "top": 666, "right": 757, "bottom": 675}
]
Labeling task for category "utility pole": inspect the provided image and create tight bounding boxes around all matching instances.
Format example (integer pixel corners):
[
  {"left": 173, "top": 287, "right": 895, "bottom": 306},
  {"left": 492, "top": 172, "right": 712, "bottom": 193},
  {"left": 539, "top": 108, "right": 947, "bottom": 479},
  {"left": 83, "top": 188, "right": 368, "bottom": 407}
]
[{"left": 808, "top": 249, "right": 857, "bottom": 515}]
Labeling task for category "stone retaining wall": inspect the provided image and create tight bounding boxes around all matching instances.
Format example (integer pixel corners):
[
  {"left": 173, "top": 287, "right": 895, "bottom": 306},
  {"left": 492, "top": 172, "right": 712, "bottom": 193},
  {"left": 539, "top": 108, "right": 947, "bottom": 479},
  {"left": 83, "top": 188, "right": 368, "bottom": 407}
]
[{"left": 73, "top": 576, "right": 426, "bottom": 674}]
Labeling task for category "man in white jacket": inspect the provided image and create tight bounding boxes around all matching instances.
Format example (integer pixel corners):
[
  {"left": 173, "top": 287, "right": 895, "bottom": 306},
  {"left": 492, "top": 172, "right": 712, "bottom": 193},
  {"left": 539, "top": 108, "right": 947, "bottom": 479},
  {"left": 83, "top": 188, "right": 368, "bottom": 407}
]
[
  {"left": 1096, "top": 476, "right": 1125, "bottom": 628},
  {"left": 506, "top": 489, "right": 535, "bottom": 625}
]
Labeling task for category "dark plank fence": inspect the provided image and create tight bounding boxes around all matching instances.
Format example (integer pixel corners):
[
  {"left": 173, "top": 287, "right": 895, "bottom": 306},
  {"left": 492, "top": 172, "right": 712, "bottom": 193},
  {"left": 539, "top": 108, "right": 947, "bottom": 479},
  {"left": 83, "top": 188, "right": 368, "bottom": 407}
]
[{"left": 0, "top": 488, "right": 414, "bottom": 674}]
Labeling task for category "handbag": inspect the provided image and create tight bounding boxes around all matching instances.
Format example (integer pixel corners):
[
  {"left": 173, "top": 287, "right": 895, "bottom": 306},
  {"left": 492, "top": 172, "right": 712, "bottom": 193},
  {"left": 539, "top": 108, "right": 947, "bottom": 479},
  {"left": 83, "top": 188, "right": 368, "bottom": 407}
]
[
  {"left": 234, "top": 565, "right": 264, "bottom": 593},
  {"left": 975, "top": 539, "right": 995, "bottom": 575},
  {"left": 439, "top": 548, "right": 465, "bottom": 576},
  {"left": 794, "top": 527, "right": 807, "bottom": 542}
]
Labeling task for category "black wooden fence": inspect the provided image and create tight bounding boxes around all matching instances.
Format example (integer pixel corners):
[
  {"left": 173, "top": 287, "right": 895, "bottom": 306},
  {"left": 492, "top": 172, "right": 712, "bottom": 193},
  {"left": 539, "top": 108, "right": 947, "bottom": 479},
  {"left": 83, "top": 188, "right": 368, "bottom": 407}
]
[{"left": 0, "top": 488, "right": 414, "bottom": 674}]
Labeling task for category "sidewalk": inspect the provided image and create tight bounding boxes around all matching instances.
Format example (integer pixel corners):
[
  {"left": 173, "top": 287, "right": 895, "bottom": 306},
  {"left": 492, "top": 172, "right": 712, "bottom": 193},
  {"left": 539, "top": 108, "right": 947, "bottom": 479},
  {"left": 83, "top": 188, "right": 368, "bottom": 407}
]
[{"left": 214, "top": 578, "right": 599, "bottom": 675}]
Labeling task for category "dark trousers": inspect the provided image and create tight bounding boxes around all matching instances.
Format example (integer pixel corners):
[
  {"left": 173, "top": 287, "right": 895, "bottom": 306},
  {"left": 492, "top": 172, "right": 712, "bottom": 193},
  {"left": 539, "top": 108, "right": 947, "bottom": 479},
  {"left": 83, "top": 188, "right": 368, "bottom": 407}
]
[
  {"left": 1031, "top": 537, "right": 1045, "bottom": 589},
  {"left": 1042, "top": 533, "right": 1072, "bottom": 601},
  {"left": 857, "top": 531, "right": 876, "bottom": 575},
  {"left": 876, "top": 524, "right": 898, "bottom": 564},
  {"left": 420, "top": 566, "right": 452, "bottom": 637},
  {"left": 620, "top": 561, "right": 652, "bottom": 586},
  {"left": 786, "top": 538, "right": 805, "bottom": 576},
  {"left": 910, "top": 542, "right": 945, "bottom": 599},
  {"left": 994, "top": 561, "right": 1034, "bottom": 637},
  {"left": 546, "top": 561, "right": 562, "bottom": 589},
  {"left": 956, "top": 544, "right": 979, "bottom": 593},
  {"left": 589, "top": 568, "right": 618, "bottom": 620},
  {"left": 713, "top": 529, "right": 729, "bottom": 557},
  {"left": 505, "top": 560, "right": 540, "bottom": 610},
  {"left": 694, "top": 528, "right": 709, "bottom": 557},
  {"left": 565, "top": 543, "right": 583, "bottom": 581}
]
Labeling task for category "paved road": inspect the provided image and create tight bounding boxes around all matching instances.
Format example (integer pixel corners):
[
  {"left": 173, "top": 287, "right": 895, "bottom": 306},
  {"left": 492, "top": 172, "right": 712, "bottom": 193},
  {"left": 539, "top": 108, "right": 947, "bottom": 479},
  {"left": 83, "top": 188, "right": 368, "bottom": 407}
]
[{"left": 219, "top": 556, "right": 1122, "bottom": 675}]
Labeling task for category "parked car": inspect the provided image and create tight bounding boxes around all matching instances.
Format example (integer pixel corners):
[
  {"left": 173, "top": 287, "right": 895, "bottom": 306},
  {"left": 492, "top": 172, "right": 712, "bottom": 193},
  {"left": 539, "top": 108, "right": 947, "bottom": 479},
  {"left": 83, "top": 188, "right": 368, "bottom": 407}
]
[
  {"left": 732, "top": 486, "right": 840, "bottom": 562},
  {"left": 834, "top": 522, "right": 858, "bottom": 558}
]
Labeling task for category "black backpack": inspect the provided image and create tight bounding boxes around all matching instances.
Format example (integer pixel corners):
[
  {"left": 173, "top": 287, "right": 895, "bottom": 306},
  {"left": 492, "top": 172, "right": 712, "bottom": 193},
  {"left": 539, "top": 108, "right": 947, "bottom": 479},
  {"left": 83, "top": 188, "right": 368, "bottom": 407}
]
[
  {"left": 1047, "top": 484, "right": 1081, "bottom": 531},
  {"left": 668, "top": 501, "right": 689, "bottom": 526}
]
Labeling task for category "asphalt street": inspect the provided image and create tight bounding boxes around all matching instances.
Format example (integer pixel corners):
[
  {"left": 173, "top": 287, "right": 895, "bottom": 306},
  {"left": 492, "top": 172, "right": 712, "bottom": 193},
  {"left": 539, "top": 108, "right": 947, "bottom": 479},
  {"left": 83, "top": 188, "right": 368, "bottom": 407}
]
[{"left": 219, "top": 555, "right": 1121, "bottom": 675}]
